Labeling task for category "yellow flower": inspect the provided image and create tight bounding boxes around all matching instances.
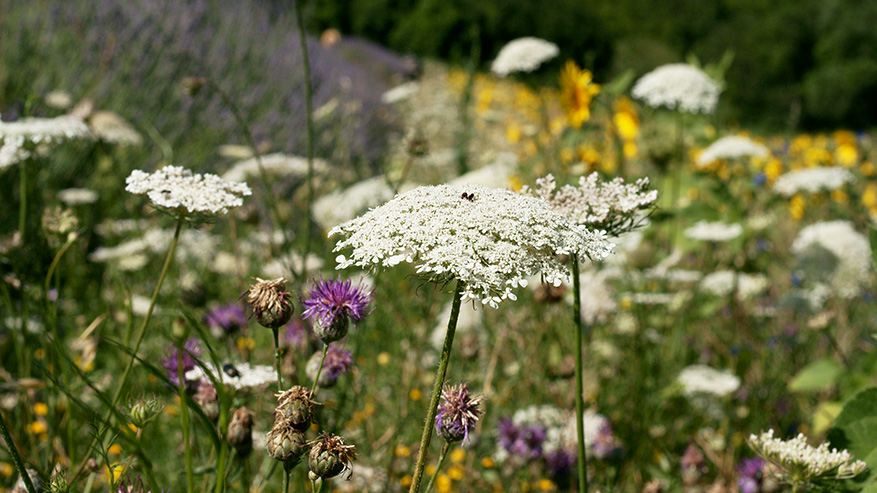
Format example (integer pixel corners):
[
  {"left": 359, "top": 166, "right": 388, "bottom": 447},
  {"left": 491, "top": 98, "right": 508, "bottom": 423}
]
[
  {"left": 789, "top": 195, "right": 806, "bottom": 220},
  {"left": 29, "top": 421, "right": 47, "bottom": 435},
  {"left": 506, "top": 123, "right": 522, "bottom": 144},
  {"left": 409, "top": 389, "right": 423, "bottom": 401},
  {"left": 395, "top": 444, "right": 411, "bottom": 457},
  {"left": 1, "top": 462, "right": 14, "bottom": 477},
  {"left": 863, "top": 183, "right": 877, "bottom": 209},
  {"left": 612, "top": 96, "right": 639, "bottom": 141},
  {"left": 835, "top": 143, "right": 858, "bottom": 167},
  {"left": 862, "top": 161, "right": 876, "bottom": 176},
  {"left": 425, "top": 465, "right": 436, "bottom": 476},
  {"left": 377, "top": 352, "right": 390, "bottom": 366},
  {"left": 764, "top": 158, "right": 783, "bottom": 182},
  {"left": 448, "top": 465, "right": 464, "bottom": 480},
  {"left": 481, "top": 457, "right": 495, "bottom": 469},
  {"left": 33, "top": 402, "right": 49, "bottom": 416},
  {"left": 436, "top": 474, "right": 452, "bottom": 493},
  {"left": 560, "top": 147, "right": 575, "bottom": 164},
  {"left": 622, "top": 141, "right": 638, "bottom": 160},
  {"left": 830, "top": 189, "right": 849, "bottom": 205},
  {"left": 108, "top": 444, "right": 122, "bottom": 455},
  {"left": 35, "top": 348, "right": 45, "bottom": 360},
  {"left": 235, "top": 336, "right": 255, "bottom": 351},
  {"left": 538, "top": 478, "right": 556, "bottom": 490},
  {"left": 560, "top": 60, "right": 600, "bottom": 128},
  {"left": 400, "top": 475, "right": 413, "bottom": 487},
  {"left": 450, "top": 448, "right": 466, "bottom": 463}
]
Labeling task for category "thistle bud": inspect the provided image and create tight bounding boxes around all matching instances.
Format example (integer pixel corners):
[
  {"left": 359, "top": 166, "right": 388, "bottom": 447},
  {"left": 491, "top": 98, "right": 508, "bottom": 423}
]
[
  {"left": 308, "top": 434, "right": 357, "bottom": 479},
  {"left": 48, "top": 467, "right": 68, "bottom": 493},
  {"left": 275, "top": 386, "right": 317, "bottom": 431},
  {"left": 194, "top": 380, "right": 219, "bottom": 422},
  {"left": 435, "top": 382, "right": 484, "bottom": 445},
  {"left": 126, "top": 394, "right": 163, "bottom": 429},
  {"left": 247, "top": 278, "right": 294, "bottom": 329},
  {"left": 313, "top": 316, "right": 349, "bottom": 344},
  {"left": 266, "top": 423, "right": 308, "bottom": 463},
  {"left": 227, "top": 407, "right": 255, "bottom": 456}
]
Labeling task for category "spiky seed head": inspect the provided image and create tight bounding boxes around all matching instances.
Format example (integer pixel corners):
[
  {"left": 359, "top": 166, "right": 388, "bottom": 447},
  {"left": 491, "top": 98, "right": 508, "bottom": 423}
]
[
  {"left": 247, "top": 277, "right": 294, "bottom": 329},
  {"left": 308, "top": 434, "right": 357, "bottom": 479},
  {"left": 435, "top": 382, "right": 484, "bottom": 445},
  {"left": 227, "top": 407, "right": 255, "bottom": 456},
  {"left": 266, "top": 423, "right": 308, "bottom": 463},
  {"left": 275, "top": 385, "right": 318, "bottom": 431}
]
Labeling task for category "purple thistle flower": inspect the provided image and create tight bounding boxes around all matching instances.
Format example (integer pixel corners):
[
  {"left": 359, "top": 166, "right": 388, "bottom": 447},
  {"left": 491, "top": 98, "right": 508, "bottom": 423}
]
[
  {"left": 498, "top": 418, "right": 546, "bottom": 460},
  {"left": 204, "top": 303, "right": 247, "bottom": 336},
  {"left": 737, "top": 457, "right": 765, "bottom": 493},
  {"left": 592, "top": 422, "right": 620, "bottom": 459},
  {"left": 162, "top": 338, "right": 201, "bottom": 388},
  {"left": 301, "top": 276, "right": 373, "bottom": 343},
  {"left": 545, "top": 448, "right": 576, "bottom": 478},
  {"left": 283, "top": 318, "right": 312, "bottom": 349},
  {"left": 435, "top": 382, "right": 484, "bottom": 446},
  {"left": 306, "top": 346, "right": 355, "bottom": 387}
]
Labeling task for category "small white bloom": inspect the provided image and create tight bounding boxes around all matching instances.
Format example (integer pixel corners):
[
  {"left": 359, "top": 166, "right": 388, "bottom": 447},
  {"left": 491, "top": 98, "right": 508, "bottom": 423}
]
[
  {"left": 0, "top": 115, "right": 91, "bottom": 144},
  {"left": 684, "top": 220, "right": 742, "bottom": 242},
  {"left": 490, "top": 37, "right": 559, "bottom": 77},
  {"left": 58, "top": 188, "right": 99, "bottom": 205},
  {"left": 677, "top": 365, "right": 740, "bottom": 397},
  {"left": 792, "top": 220, "right": 871, "bottom": 298},
  {"left": 89, "top": 111, "right": 142, "bottom": 146},
  {"left": 186, "top": 362, "right": 277, "bottom": 390},
  {"left": 700, "top": 270, "right": 768, "bottom": 300},
  {"left": 696, "top": 136, "right": 769, "bottom": 168},
  {"left": 632, "top": 63, "right": 720, "bottom": 114},
  {"left": 44, "top": 90, "right": 73, "bottom": 109},
  {"left": 125, "top": 165, "right": 251, "bottom": 215},
  {"left": 749, "top": 430, "right": 867, "bottom": 482},
  {"left": 381, "top": 81, "right": 420, "bottom": 105},
  {"left": 0, "top": 135, "right": 30, "bottom": 169},
  {"left": 773, "top": 166, "right": 855, "bottom": 197},
  {"left": 221, "top": 153, "right": 329, "bottom": 183},
  {"left": 312, "top": 176, "right": 405, "bottom": 231}
]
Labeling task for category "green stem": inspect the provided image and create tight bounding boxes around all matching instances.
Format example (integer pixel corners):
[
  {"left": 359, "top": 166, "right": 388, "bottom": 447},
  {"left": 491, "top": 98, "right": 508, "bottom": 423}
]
[
  {"left": 424, "top": 441, "right": 451, "bottom": 493},
  {"left": 178, "top": 341, "right": 195, "bottom": 493},
  {"left": 45, "top": 234, "right": 77, "bottom": 302},
  {"left": 273, "top": 328, "right": 284, "bottom": 391},
  {"left": 310, "top": 344, "right": 329, "bottom": 394},
  {"left": 314, "top": 477, "right": 324, "bottom": 493},
  {"left": 669, "top": 112, "right": 684, "bottom": 249},
  {"left": 572, "top": 255, "right": 589, "bottom": 493},
  {"left": 74, "top": 213, "right": 186, "bottom": 478},
  {"left": 409, "top": 279, "right": 464, "bottom": 493},
  {"left": 0, "top": 412, "right": 37, "bottom": 493},
  {"left": 18, "top": 161, "right": 26, "bottom": 242},
  {"left": 214, "top": 408, "right": 229, "bottom": 493},
  {"left": 293, "top": 0, "right": 317, "bottom": 279}
]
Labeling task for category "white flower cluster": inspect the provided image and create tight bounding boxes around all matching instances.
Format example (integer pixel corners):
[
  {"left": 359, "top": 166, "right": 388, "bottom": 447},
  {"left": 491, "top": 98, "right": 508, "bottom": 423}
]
[
  {"left": 125, "top": 165, "right": 252, "bottom": 215},
  {"left": 89, "top": 111, "right": 143, "bottom": 146},
  {"left": 0, "top": 135, "right": 30, "bottom": 169},
  {"left": 330, "top": 184, "right": 613, "bottom": 308},
  {"left": 676, "top": 364, "right": 740, "bottom": 397},
  {"left": 0, "top": 115, "right": 91, "bottom": 144},
  {"left": 221, "top": 153, "right": 329, "bottom": 183},
  {"left": 58, "top": 188, "right": 99, "bottom": 206},
  {"left": 696, "top": 136, "right": 769, "bottom": 168},
  {"left": 684, "top": 220, "right": 743, "bottom": 242},
  {"left": 700, "top": 270, "right": 768, "bottom": 300},
  {"left": 381, "top": 81, "right": 420, "bottom": 105},
  {"left": 490, "top": 37, "right": 559, "bottom": 78},
  {"left": 335, "top": 463, "right": 389, "bottom": 493},
  {"left": 313, "top": 176, "right": 405, "bottom": 230},
  {"left": 773, "top": 166, "right": 855, "bottom": 197},
  {"left": 749, "top": 430, "right": 867, "bottom": 481},
  {"left": 632, "top": 64, "right": 720, "bottom": 114},
  {"left": 521, "top": 173, "right": 657, "bottom": 236},
  {"left": 186, "top": 362, "right": 277, "bottom": 390},
  {"left": 792, "top": 220, "right": 872, "bottom": 298}
]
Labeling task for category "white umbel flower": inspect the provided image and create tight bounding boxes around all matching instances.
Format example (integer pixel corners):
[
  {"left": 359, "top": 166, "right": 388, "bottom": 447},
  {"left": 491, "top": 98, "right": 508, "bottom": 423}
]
[
  {"left": 683, "top": 220, "right": 742, "bottom": 242},
  {"left": 792, "top": 220, "right": 871, "bottom": 298},
  {"left": 696, "top": 136, "right": 769, "bottom": 168},
  {"left": 89, "top": 111, "right": 142, "bottom": 146},
  {"left": 186, "top": 362, "right": 277, "bottom": 390},
  {"left": 0, "top": 115, "right": 91, "bottom": 143},
  {"left": 700, "top": 270, "right": 768, "bottom": 300},
  {"left": 749, "top": 430, "right": 867, "bottom": 482},
  {"left": 330, "top": 184, "right": 613, "bottom": 308},
  {"left": 125, "top": 165, "right": 252, "bottom": 215},
  {"left": 222, "top": 153, "right": 329, "bottom": 183},
  {"left": 632, "top": 63, "right": 720, "bottom": 114},
  {"left": 58, "top": 188, "right": 99, "bottom": 205},
  {"left": 490, "top": 37, "right": 559, "bottom": 77},
  {"left": 0, "top": 135, "right": 30, "bottom": 169},
  {"left": 773, "top": 166, "right": 855, "bottom": 197},
  {"left": 676, "top": 364, "right": 740, "bottom": 397}
]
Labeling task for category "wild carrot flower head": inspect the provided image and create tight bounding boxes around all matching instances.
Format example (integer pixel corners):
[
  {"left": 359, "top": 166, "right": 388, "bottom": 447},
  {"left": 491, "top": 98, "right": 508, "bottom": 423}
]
[
  {"left": 435, "top": 382, "right": 484, "bottom": 445},
  {"left": 696, "top": 135, "right": 769, "bottom": 169},
  {"left": 632, "top": 63, "right": 720, "bottom": 114},
  {"left": 301, "top": 276, "right": 373, "bottom": 343},
  {"left": 125, "top": 165, "right": 252, "bottom": 215},
  {"left": 560, "top": 60, "right": 601, "bottom": 128},
  {"left": 330, "top": 184, "right": 613, "bottom": 308},
  {"left": 748, "top": 429, "right": 867, "bottom": 483},
  {"left": 0, "top": 115, "right": 92, "bottom": 144},
  {"left": 490, "top": 37, "right": 559, "bottom": 77}
]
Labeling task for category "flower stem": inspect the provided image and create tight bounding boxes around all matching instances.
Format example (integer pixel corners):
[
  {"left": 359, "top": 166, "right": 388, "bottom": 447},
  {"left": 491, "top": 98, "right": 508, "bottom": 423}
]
[
  {"left": 409, "top": 279, "right": 464, "bottom": 493},
  {"left": 572, "top": 254, "right": 589, "bottom": 493},
  {"left": 424, "top": 441, "right": 451, "bottom": 493},
  {"left": 273, "top": 327, "right": 284, "bottom": 392},
  {"left": 0, "top": 411, "right": 37, "bottom": 493},
  {"left": 178, "top": 341, "right": 195, "bottom": 493},
  {"left": 18, "top": 162, "right": 27, "bottom": 242},
  {"left": 293, "top": 0, "right": 317, "bottom": 279},
  {"left": 311, "top": 344, "right": 329, "bottom": 394}
]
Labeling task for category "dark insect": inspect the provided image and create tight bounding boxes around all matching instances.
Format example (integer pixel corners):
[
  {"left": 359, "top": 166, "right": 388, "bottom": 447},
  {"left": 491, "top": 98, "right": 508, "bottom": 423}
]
[
  {"left": 461, "top": 192, "right": 475, "bottom": 201},
  {"left": 223, "top": 363, "right": 240, "bottom": 378}
]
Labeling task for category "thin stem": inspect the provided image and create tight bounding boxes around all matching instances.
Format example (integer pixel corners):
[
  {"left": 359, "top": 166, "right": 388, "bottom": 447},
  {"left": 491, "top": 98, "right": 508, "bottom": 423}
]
[
  {"left": 273, "top": 328, "right": 284, "bottom": 391},
  {"left": 293, "top": 0, "right": 317, "bottom": 279},
  {"left": 0, "top": 412, "right": 37, "bottom": 493},
  {"left": 669, "top": 112, "right": 684, "bottom": 249},
  {"left": 310, "top": 344, "right": 330, "bottom": 394},
  {"left": 424, "top": 441, "right": 451, "bottom": 493},
  {"left": 178, "top": 341, "right": 195, "bottom": 493},
  {"left": 314, "top": 477, "right": 325, "bottom": 493},
  {"left": 572, "top": 255, "right": 589, "bottom": 493},
  {"left": 75, "top": 213, "right": 186, "bottom": 478},
  {"left": 45, "top": 234, "right": 77, "bottom": 303},
  {"left": 409, "top": 279, "right": 464, "bottom": 493},
  {"left": 18, "top": 162, "right": 27, "bottom": 242}
]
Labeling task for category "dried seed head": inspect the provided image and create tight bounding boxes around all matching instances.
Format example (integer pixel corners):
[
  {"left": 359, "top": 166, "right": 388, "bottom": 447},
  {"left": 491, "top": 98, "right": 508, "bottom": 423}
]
[
  {"left": 247, "top": 277, "right": 294, "bottom": 329},
  {"left": 194, "top": 380, "right": 219, "bottom": 422},
  {"left": 266, "top": 422, "right": 308, "bottom": 463},
  {"left": 275, "top": 385, "right": 318, "bottom": 431},
  {"left": 308, "top": 433, "right": 357, "bottom": 479},
  {"left": 227, "top": 407, "right": 255, "bottom": 456}
]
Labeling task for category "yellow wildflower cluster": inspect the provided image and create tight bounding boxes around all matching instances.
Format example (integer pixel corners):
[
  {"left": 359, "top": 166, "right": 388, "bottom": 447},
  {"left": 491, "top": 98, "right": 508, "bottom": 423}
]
[
  {"left": 560, "top": 60, "right": 600, "bottom": 129},
  {"left": 612, "top": 96, "right": 640, "bottom": 160}
]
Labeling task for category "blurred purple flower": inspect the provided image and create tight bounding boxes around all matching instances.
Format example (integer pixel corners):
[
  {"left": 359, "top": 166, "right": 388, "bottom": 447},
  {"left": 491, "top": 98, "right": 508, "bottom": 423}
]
[
  {"left": 205, "top": 303, "right": 247, "bottom": 335},
  {"left": 592, "top": 422, "right": 620, "bottom": 459},
  {"left": 498, "top": 418, "right": 546, "bottom": 460},
  {"left": 162, "top": 338, "right": 201, "bottom": 388},
  {"left": 545, "top": 448, "right": 575, "bottom": 478},
  {"left": 283, "top": 319, "right": 311, "bottom": 348},
  {"left": 737, "top": 457, "right": 764, "bottom": 493}
]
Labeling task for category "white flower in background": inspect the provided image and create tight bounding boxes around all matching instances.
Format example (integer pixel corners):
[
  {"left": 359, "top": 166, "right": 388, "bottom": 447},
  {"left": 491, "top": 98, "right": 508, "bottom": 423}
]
[
  {"left": 0, "top": 136, "right": 30, "bottom": 169},
  {"left": 58, "top": 188, "right": 99, "bottom": 206},
  {"left": 335, "top": 463, "right": 390, "bottom": 492},
  {"left": 261, "top": 252, "right": 324, "bottom": 279},
  {"left": 501, "top": 405, "right": 610, "bottom": 458},
  {"left": 522, "top": 173, "right": 657, "bottom": 237},
  {"left": 331, "top": 184, "right": 613, "bottom": 308},
  {"left": 677, "top": 365, "right": 740, "bottom": 397},
  {"left": 186, "top": 363, "right": 277, "bottom": 390},
  {"left": 684, "top": 220, "right": 743, "bottom": 242},
  {"left": 44, "top": 90, "right": 73, "bottom": 109},
  {"left": 632, "top": 63, "right": 720, "bottom": 114},
  {"left": 645, "top": 268, "right": 703, "bottom": 284},
  {"left": 700, "top": 270, "right": 768, "bottom": 300},
  {"left": 696, "top": 135, "right": 769, "bottom": 168},
  {"left": 125, "top": 165, "right": 251, "bottom": 215},
  {"left": 773, "top": 166, "right": 855, "bottom": 197},
  {"left": 221, "top": 153, "right": 330, "bottom": 182},
  {"left": 90, "top": 228, "right": 219, "bottom": 268},
  {"left": 430, "top": 301, "right": 483, "bottom": 351},
  {"left": 131, "top": 294, "right": 158, "bottom": 316},
  {"left": 381, "top": 81, "right": 420, "bottom": 105},
  {"left": 449, "top": 152, "right": 517, "bottom": 189},
  {"left": 89, "top": 111, "right": 142, "bottom": 146},
  {"left": 792, "top": 220, "right": 871, "bottom": 298},
  {"left": 621, "top": 291, "right": 687, "bottom": 307},
  {"left": 490, "top": 37, "right": 559, "bottom": 77},
  {"left": 0, "top": 115, "right": 91, "bottom": 143},
  {"left": 312, "top": 176, "right": 401, "bottom": 230},
  {"left": 563, "top": 269, "right": 616, "bottom": 325},
  {"left": 749, "top": 430, "right": 867, "bottom": 482}
]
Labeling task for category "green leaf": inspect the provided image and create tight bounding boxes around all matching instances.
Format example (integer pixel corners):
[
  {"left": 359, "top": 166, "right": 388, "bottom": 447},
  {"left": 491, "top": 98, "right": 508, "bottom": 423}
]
[
  {"left": 828, "top": 388, "right": 877, "bottom": 469},
  {"left": 789, "top": 357, "right": 843, "bottom": 392},
  {"left": 812, "top": 401, "right": 843, "bottom": 435}
]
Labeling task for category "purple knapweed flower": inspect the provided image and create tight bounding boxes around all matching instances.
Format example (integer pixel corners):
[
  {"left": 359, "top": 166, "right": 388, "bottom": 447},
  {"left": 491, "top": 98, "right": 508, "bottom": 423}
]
[
  {"left": 162, "top": 338, "right": 201, "bottom": 388},
  {"left": 498, "top": 418, "right": 546, "bottom": 460},
  {"left": 306, "top": 346, "right": 355, "bottom": 387},
  {"left": 283, "top": 319, "right": 312, "bottom": 349},
  {"left": 592, "top": 422, "right": 620, "bottom": 459},
  {"left": 435, "top": 382, "right": 484, "bottom": 446},
  {"left": 545, "top": 448, "right": 576, "bottom": 478},
  {"left": 205, "top": 303, "right": 247, "bottom": 336},
  {"left": 301, "top": 276, "right": 373, "bottom": 343},
  {"left": 737, "top": 457, "right": 764, "bottom": 493}
]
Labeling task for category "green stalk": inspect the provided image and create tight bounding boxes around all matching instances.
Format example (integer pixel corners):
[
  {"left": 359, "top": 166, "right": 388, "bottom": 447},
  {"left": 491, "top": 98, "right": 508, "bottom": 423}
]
[
  {"left": 0, "top": 412, "right": 37, "bottom": 493},
  {"left": 669, "top": 112, "right": 684, "bottom": 249},
  {"left": 18, "top": 162, "right": 27, "bottom": 243},
  {"left": 214, "top": 405, "right": 230, "bottom": 493},
  {"left": 74, "top": 213, "right": 186, "bottom": 478},
  {"left": 273, "top": 328, "right": 284, "bottom": 391},
  {"left": 572, "top": 254, "right": 589, "bottom": 493},
  {"left": 424, "top": 441, "right": 451, "bottom": 493},
  {"left": 293, "top": 0, "right": 317, "bottom": 279},
  {"left": 178, "top": 341, "right": 195, "bottom": 493},
  {"left": 310, "top": 344, "right": 330, "bottom": 394},
  {"left": 409, "top": 280, "right": 464, "bottom": 493}
]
